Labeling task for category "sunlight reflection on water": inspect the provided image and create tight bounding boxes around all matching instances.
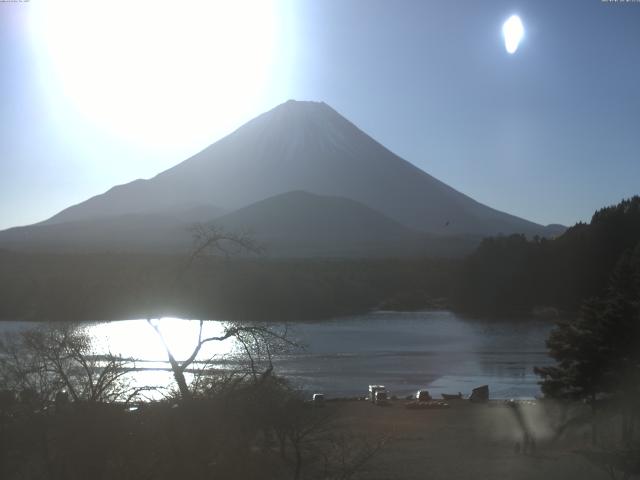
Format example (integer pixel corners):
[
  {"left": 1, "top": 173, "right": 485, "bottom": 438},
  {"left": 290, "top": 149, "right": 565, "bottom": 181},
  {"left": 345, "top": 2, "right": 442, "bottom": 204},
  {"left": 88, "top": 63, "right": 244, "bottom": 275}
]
[
  {"left": 1, "top": 312, "right": 554, "bottom": 399},
  {"left": 87, "top": 318, "right": 233, "bottom": 361}
]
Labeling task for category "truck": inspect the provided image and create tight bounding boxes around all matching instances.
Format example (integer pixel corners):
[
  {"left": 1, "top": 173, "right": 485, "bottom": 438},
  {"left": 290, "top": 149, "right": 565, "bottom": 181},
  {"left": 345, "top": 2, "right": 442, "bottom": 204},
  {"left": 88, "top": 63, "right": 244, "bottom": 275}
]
[{"left": 368, "top": 385, "right": 388, "bottom": 405}]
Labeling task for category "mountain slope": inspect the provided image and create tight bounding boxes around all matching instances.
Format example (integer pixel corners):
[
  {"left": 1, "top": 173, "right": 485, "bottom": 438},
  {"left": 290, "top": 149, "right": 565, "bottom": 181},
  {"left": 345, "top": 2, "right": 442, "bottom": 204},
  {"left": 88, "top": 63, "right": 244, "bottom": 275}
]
[
  {"left": 40, "top": 100, "right": 560, "bottom": 237},
  {"left": 215, "top": 191, "right": 428, "bottom": 257},
  {"left": 0, "top": 213, "right": 193, "bottom": 253},
  {"left": 0, "top": 191, "right": 478, "bottom": 257}
]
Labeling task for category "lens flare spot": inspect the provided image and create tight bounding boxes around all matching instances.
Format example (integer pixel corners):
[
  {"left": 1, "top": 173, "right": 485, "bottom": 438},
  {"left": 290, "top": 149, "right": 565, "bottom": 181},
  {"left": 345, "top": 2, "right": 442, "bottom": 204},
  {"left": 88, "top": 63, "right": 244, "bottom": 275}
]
[{"left": 503, "top": 15, "right": 524, "bottom": 54}]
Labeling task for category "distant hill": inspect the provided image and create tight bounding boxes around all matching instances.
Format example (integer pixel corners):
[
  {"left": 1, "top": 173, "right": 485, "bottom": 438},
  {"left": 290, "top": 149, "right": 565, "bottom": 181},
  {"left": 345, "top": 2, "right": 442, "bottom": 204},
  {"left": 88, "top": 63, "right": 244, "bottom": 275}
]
[
  {"left": 0, "top": 191, "right": 478, "bottom": 257},
  {"left": 0, "top": 100, "right": 563, "bottom": 256},
  {"left": 215, "top": 191, "right": 478, "bottom": 257},
  {"left": 0, "top": 212, "right": 193, "bottom": 254},
  {"left": 455, "top": 196, "right": 640, "bottom": 314},
  {"left": 215, "top": 190, "right": 419, "bottom": 256}
]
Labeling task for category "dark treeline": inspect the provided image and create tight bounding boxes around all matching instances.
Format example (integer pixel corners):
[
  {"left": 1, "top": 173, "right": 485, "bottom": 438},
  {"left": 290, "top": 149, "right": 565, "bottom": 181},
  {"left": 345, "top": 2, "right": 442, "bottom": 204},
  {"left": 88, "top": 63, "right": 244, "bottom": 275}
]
[
  {"left": 455, "top": 196, "right": 640, "bottom": 315},
  {"left": 528, "top": 204, "right": 640, "bottom": 474},
  {"left": 0, "top": 252, "right": 457, "bottom": 322},
  {"left": 2, "top": 196, "right": 638, "bottom": 322}
]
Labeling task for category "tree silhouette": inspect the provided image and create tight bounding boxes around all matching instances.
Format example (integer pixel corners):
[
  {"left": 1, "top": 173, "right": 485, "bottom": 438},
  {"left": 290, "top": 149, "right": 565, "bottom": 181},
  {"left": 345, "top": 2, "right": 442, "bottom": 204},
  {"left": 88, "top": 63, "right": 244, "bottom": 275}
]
[
  {"left": 456, "top": 196, "right": 640, "bottom": 315},
  {"left": 535, "top": 242, "right": 640, "bottom": 445}
]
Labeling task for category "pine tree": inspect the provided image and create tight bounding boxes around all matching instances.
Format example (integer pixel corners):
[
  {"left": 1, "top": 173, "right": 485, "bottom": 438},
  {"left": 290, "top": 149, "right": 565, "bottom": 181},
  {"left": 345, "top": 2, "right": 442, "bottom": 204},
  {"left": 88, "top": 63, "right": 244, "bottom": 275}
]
[{"left": 535, "top": 242, "right": 640, "bottom": 444}]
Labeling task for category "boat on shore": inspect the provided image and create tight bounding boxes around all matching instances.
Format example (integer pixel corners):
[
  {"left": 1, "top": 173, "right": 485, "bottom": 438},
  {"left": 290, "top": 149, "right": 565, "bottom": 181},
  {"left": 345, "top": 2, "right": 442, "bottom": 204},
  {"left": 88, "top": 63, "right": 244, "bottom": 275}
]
[{"left": 441, "top": 392, "right": 463, "bottom": 400}]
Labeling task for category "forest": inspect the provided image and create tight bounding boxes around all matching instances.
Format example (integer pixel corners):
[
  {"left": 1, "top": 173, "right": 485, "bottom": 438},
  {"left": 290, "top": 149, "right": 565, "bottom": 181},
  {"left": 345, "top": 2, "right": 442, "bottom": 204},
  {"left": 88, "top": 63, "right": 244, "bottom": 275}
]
[
  {"left": 1, "top": 197, "right": 639, "bottom": 322},
  {"left": 0, "top": 252, "right": 457, "bottom": 322},
  {"left": 455, "top": 196, "right": 640, "bottom": 315}
]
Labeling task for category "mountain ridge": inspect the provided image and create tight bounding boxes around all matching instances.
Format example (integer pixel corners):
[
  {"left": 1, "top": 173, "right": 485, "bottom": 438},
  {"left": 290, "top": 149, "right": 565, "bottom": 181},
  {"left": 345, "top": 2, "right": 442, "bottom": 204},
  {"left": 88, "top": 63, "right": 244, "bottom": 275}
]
[
  {"left": 2, "top": 100, "right": 564, "bottom": 256},
  {"left": 0, "top": 190, "right": 480, "bottom": 257}
]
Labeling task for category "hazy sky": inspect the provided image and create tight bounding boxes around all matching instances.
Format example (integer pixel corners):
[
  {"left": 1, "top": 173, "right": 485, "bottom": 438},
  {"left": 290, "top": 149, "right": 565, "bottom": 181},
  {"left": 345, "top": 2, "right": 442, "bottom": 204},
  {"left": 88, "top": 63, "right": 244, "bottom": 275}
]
[{"left": 1, "top": 0, "right": 639, "bottom": 230}]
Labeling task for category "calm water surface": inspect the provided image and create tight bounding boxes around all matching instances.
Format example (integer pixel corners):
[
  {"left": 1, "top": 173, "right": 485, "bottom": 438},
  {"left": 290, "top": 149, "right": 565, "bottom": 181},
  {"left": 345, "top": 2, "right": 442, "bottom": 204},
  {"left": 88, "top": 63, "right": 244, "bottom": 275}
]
[{"left": 0, "top": 311, "right": 554, "bottom": 399}]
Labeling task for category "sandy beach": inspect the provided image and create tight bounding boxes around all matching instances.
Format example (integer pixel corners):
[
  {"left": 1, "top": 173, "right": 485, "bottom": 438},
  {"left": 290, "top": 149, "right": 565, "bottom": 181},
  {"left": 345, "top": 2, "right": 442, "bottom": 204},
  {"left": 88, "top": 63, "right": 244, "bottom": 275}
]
[{"left": 329, "top": 399, "right": 605, "bottom": 480}]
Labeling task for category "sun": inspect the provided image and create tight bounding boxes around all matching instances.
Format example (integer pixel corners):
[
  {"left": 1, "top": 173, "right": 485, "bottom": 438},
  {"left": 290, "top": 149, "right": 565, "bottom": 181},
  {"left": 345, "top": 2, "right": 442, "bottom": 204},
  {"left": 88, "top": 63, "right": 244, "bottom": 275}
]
[
  {"left": 29, "top": 0, "right": 278, "bottom": 149},
  {"left": 502, "top": 15, "right": 524, "bottom": 54}
]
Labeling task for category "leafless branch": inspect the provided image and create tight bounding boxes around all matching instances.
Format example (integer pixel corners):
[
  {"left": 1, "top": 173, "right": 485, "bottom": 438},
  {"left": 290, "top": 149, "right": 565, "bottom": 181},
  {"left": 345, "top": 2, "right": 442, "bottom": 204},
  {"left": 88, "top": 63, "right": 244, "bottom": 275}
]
[{"left": 186, "top": 223, "right": 264, "bottom": 269}]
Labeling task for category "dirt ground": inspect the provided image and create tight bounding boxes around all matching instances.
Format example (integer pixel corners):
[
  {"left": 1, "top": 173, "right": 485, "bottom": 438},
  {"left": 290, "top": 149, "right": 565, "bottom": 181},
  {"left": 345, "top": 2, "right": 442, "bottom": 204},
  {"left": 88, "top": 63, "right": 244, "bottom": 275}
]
[{"left": 329, "top": 399, "right": 608, "bottom": 480}]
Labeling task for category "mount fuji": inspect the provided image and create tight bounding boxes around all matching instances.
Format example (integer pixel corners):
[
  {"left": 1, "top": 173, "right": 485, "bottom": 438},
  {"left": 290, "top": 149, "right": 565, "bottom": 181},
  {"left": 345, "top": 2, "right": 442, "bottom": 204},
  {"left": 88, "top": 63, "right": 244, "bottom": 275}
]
[{"left": 0, "top": 100, "right": 563, "bottom": 256}]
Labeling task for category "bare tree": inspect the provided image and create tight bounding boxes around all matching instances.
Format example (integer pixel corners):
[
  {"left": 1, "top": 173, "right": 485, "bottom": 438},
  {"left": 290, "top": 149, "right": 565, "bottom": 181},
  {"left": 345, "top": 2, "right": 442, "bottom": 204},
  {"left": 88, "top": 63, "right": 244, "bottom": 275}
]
[
  {"left": 0, "top": 323, "right": 139, "bottom": 406},
  {"left": 269, "top": 395, "right": 387, "bottom": 480},
  {"left": 187, "top": 223, "right": 263, "bottom": 268},
  {"left": 147, "top": 319, "right": 295, "bottom": 400},
  {"left": 146, "top": 223, "right": 296, "bottom": 400}
]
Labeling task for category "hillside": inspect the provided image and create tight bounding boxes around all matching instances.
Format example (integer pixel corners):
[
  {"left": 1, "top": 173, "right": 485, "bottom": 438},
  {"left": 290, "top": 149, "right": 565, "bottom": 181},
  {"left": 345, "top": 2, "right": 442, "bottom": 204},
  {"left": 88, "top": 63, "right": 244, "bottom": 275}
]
[
  {"left": 0, "top": 191, "right": 478, "bottom": 257},
  {"left": 215, "top": 191, "right": 478, "bottom": 257},
  {"left": 455, "top": 196, "right": 640, "bottom": 314}
]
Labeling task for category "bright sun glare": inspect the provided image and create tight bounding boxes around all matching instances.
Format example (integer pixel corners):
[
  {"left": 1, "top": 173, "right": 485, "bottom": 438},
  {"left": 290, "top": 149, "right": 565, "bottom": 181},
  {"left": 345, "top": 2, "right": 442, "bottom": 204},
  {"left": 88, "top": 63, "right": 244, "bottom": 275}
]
[
  {"left": 89, "top": 318, "right": 234, "bottom": 361},
  {"left": 502, "top": 15, "right": 524, "bottom": 54},
  {"left": 30, "top": 1, "right": 278, "bottom": 148}
]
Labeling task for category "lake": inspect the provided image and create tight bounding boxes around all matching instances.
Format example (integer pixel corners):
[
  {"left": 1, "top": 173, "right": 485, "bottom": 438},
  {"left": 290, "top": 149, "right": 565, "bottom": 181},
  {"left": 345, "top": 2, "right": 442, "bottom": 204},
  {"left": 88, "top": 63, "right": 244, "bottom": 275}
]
[{"left": 0, "top": 310, "right": 554, "bottom": 399}]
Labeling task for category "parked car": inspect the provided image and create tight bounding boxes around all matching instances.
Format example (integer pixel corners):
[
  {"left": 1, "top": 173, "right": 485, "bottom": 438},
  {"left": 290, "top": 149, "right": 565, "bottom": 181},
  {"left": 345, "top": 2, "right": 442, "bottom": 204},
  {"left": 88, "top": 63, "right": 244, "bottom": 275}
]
[
  {"left": 374, "top": 389, "right": 388, "bottom": 405},
  {"left": 416, "top": 389, "right": 432, "bottom": 401},
  {"left": 368, "top": 385, "right": 386, "bottom": 403}
]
